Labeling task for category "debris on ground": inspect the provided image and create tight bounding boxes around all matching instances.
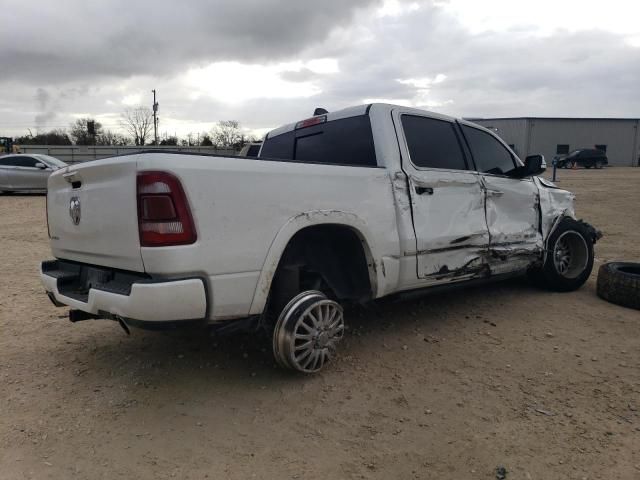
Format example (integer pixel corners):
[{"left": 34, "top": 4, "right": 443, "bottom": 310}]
[{"left": 496, "top": 465, "right": 507, "bottom": 479}]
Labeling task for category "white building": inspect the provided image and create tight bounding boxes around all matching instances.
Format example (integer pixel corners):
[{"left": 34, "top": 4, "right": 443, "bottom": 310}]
[{"left": 470, "top": 117, "right": 640, "bottom": 167}]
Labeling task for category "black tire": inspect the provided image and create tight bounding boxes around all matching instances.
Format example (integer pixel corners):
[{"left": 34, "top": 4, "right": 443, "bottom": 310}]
[
  {"left": 596, "top": 262, "right": 640, "bottom": 310},
  {"left": 532, "top": 218, "right": 595, "bottom": 292}
]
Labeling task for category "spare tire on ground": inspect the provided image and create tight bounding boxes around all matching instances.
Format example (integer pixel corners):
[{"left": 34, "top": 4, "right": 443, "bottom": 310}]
[{"left": 596, "top": 262, "right": 640, "bottom": 310}]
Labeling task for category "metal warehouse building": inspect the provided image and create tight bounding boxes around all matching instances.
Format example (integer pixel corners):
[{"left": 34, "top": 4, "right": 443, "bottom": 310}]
[{"left": 470, "top": 117, "right": 640, "bottom": 167}]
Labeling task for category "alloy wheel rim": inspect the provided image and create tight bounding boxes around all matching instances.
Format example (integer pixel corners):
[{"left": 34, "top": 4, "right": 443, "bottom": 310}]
[
  {"left": 289, "top": 299, "right": 344, "bottom": 373},
  {"left": 553, "top": 230, "right": 588, "bottom": 279}
]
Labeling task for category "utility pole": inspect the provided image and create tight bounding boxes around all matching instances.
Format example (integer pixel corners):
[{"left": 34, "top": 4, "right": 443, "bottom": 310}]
[{"left": 152, "top": 89, "right": 159, "bottom": 146}]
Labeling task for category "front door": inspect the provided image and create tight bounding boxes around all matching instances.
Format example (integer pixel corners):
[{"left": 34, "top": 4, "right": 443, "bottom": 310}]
[
  {"left": 394, "top": 110, "right": 490, "bottom": 280},
  {"left": 8, "top": 156, "right": 50, "bottom": 190},
  {"left": 459, "top": 123, "right": 542, "bottom": 269}
]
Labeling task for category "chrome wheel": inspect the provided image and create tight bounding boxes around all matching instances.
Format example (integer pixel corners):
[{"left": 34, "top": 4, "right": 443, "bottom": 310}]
[
  {"left": 273, "top": 290, "right": 344, "bottom": 373},
  {"left": 553, "top": 231, "right": 589, "bottom": 279}
]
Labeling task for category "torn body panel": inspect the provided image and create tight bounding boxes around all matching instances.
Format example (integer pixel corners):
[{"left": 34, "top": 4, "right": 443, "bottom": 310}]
[
  {"left": 482, "top": 176, "right": 542, "bottom": 249},
  {"left": 535, "top": 176, "right": 576, "bottom": 241},
  {"left": 407, "top": 170, "right": 490, "bottom": 278}
]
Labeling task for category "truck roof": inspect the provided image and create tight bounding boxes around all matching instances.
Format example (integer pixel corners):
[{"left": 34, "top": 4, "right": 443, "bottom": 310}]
[{"left": 266, "top": 103, "right": 458, "bottom": 139}]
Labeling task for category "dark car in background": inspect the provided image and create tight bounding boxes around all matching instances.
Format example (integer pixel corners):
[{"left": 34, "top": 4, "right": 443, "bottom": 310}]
[{"left": 556, "top": 149, "right": 608, "bottom": 169}]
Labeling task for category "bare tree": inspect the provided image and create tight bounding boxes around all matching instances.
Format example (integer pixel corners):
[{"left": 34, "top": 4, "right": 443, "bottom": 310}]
[
  {"left": 200, "top": 133, "right": 213, "bottom": 146},
  {"left": 16, "top": 128, "right": 72, "bottom": 145},
  {"left": 97, "top": 130, "right": 130, "bottom": 146},
  {"left": 211, "top": 120, "right": 243, "bottom": 149},
  {"left": 120, "top": 107, "right": 153, "bottom": 146},
  {"left": 69, "top": 118, "right": 103, "bottom": 145}
]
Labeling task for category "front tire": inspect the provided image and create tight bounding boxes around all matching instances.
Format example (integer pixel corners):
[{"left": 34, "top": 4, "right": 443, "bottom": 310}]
[
  {"left": 272, "top": 290, "right": 344, "bottom": 373},
  {"left": 533, "top": 218, "right": 595, "bottom": 291}
]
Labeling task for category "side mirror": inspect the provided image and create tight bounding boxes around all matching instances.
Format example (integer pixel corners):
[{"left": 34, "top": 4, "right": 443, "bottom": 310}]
[
  {"left": 35, "top": 162, "right": 47, "bottom": 170},
  {"left": 523, "top": 154, "right": 546, "bottom": 177}
]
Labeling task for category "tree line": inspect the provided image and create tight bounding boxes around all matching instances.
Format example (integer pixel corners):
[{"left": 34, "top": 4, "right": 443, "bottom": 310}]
[{"left": 13, "top": 107, "right": 256, "bottom": 149}]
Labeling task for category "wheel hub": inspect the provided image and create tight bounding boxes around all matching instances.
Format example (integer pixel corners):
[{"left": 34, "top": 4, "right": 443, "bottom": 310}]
[
  {"left": 273, "top": 291, "right": 344, "bottom": 373},
  {"left": 553, "top": 230, "right": 589, "bottom": 279}
]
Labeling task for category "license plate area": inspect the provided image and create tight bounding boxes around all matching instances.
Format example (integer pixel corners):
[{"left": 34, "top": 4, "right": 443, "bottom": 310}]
[{"left": 43, "top": 260, "right": 150, "bottom": 301}]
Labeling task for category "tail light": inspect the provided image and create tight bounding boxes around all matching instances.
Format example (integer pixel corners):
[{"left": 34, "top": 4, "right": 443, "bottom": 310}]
[
  {"left": 137, "top": 171, "right": 196, "bottom": 247},
  {"left": 295, "top": 115, "right": 326, "bottom": 130}
]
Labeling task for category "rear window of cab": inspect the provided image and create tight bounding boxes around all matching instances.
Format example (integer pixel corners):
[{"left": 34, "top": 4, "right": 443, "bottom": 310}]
[{"left": 260, "top": 114, "right": 378, "bottom": 167}]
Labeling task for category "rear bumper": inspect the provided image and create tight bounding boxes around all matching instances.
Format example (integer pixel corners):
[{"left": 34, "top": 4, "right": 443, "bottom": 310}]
[{"left": 41, "top": 260, "right": 207, "bottom": 323}]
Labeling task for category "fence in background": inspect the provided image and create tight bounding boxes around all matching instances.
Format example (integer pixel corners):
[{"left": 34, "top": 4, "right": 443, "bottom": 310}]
[{"left": 15, "top": 145, "right": 238, "bottom": 164}]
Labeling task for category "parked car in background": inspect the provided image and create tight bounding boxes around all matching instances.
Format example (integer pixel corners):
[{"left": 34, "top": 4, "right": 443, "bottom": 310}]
[
  {"left": 555, "top": 149, "right": 608, "bottom": 169},
  {"left": 0, "top": 154, "right": 67, "bottom": 193},
  {"left": 41, "top": 103, "right": 600, "bottom": 373}
]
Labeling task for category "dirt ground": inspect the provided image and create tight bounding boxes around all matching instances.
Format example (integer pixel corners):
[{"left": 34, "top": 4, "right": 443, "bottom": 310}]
[{"left": 1, "top": 167, "right": 639, "bottom": 480}]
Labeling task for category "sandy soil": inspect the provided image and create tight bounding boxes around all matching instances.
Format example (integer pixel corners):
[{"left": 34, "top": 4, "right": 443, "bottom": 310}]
[{"left": 1, "top": 168, "right": 639, "bottom": 479}]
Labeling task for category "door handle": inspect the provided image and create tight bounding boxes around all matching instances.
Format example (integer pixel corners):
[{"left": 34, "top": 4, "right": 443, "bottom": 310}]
[
  {"left": 415, "top": 186, "right": 434, "bottom": 195},
  {"left": 486, "top": 189, "right": 504, "bottom": 197}
]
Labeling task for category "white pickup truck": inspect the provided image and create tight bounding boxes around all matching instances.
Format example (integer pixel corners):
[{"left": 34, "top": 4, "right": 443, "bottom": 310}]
[{"left": 41, "top": 103, "right": 600, "bottom": 373}]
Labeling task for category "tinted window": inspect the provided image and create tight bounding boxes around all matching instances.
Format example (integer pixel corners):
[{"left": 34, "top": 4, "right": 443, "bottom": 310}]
[
  {"left": 261, "top": 115, "right": 377, "bottom": 167},
  {"left": 0, "top": 156, "right": 39, "bottom": 167},
  {"left": 462, "top": 125, "right": 516, "bottom": 175},
  {"left": 260, "top": 132, "right": 292, "bottom": 159},
  {"left": 19, "top": 157, "right": 39, "bottom": 167},
  {"left": 246, "top": 145, "right": 261, "bottom": 157},
  {"left": 401, "top": 115, "right": 467, "bottom": 170}
]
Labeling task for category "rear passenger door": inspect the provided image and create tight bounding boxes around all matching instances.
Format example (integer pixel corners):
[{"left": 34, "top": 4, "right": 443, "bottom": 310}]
[
  {"left": 459, "top": 123, "right": 541, "bottom": 262},
  {"left": 394, "top": 110, "right": 490, "bottom": 280}
]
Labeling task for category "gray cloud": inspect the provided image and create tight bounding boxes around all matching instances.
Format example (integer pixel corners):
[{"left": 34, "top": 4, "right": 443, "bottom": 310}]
[
  {"left": 303, "top": 4, "right": 640, "bottom": 117},
  {"left": 34, "top": 87, "right": 57, "bottom": 130},
  {"left": 1, "top": 0, "right": 639, "bottom": 139},
  {"left": 0, "top": 0, "right": 380, "bottom": 84}
]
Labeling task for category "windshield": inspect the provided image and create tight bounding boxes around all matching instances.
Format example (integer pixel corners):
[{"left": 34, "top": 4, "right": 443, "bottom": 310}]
[{"left": 40, "top": 155, "right": 67, "bottom": 168}]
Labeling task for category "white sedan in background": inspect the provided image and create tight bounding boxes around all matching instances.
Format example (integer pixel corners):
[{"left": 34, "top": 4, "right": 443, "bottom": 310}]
[{"left": 0, "top": 154, "right": 67, "bottom": 193}]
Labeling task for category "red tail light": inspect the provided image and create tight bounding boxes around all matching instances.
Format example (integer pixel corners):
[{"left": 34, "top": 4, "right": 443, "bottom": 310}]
[
  {"left": 137, "top": 171, "right": 196, "bottom": 247},
  {"left": 295, "top": 115, "right": 326, "bottom": 130}
]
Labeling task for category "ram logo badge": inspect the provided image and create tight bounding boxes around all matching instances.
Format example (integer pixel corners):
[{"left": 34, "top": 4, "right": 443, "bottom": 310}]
[{"left": 69, "top": 197, "right": 81, "bottom": 225}]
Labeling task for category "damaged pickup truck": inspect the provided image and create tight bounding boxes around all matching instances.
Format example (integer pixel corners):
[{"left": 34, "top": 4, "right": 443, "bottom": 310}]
[{"left": 41, "top": 104, "right": 600, "bottom": 373}]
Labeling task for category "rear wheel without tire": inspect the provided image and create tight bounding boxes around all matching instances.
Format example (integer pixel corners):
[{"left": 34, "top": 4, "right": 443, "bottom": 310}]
[
  {"left": 273, "top": 290, "right": 344, "bottom": 373},
  {"left": 531, "top": 218, "right": 594, "bottom": 292},
  {"left": 597, "top": 262, "right": 640, "bottom": 310}
]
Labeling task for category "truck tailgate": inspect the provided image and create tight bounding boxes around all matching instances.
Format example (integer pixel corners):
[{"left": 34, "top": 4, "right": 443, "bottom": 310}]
[{"left": 47, "top": 157, "right": 144, "bottom": 272}]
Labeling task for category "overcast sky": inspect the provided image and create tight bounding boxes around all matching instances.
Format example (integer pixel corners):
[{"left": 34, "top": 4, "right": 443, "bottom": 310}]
[{"left": 1, "top": 0, "right": 639, "bottom": 138}]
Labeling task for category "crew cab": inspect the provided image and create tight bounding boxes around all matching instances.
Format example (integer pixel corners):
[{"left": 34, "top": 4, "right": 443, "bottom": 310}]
[{"left": 41, "top": 104, "right": 600, "bottom": 373}]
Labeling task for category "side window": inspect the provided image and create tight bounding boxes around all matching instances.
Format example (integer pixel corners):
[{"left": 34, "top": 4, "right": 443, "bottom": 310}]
[
  {"left": 246, "top": 144, "right": 261, "bottom": 157},
  {"left": 6, "top": 156, "right": 39, "bottom": 167},
  {"left": 462, "top": 125, "right": 516, "bottom": 176},
  {"left": 595, "top": 144, "right": 607, "bottom": 153},
  {"left": 260, "top": 132, "right": 293, "bottom": 159},
  {"left": 401, "top": 115, "right": 467, "bottom": 170},
  {"left": 0, "top": 156, "right": 32, "bottom": 167},
  {"left": 20, "top": 157, "right": 39, "bottom": 167}
]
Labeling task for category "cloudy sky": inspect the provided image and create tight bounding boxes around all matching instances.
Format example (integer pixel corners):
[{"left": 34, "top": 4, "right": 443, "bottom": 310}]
[{"left": 1, "top": 0, "right": 639, "bottom": 139}]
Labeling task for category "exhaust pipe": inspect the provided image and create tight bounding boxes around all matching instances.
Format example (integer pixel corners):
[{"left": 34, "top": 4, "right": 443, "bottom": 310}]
[
  {"left": 69, "top": 309, "right": 102, "bottom": 323},
  {"left": 68, "top": 310, "right": 131, "bottom": 335}
]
